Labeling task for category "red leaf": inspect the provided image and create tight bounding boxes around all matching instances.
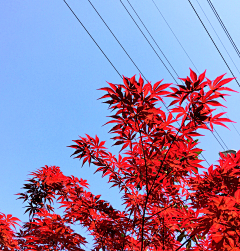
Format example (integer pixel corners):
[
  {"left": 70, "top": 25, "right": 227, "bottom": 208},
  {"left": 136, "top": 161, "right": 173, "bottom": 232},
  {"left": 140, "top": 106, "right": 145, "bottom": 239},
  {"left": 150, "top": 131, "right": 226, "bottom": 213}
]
[
  {"left": 198, "top": 70, "right": 206, "bottom": 82},
  {"left": 153, "top": 79, "right": 163, "bottom": 91},
  {"left": 189, "top": 68, "right": 197, "bottom": 81},
  {"left": 216, "top": 77, "right": 235, "bottom": 88},
  {"left": 168, "top": 99, "right": 179, "bottom": 107},
  {"left": 218, "top": 86, "right": 239, "bottom": 93},
  {"left": 212, "top": 121, "right": 230, "bottom": 130},
  {"left": 113, "top": 140, "right": 124, "bottom": 146},
  {"left": 139, "top": 75, "right": 144, "bottom": 86},
  {"left": 206, "top": 100, "right": 226, "bottom": 107},
  {"left": 234, "top": 189, "right": 240, "bottom": 203},
  {"left": 213, "top": 73, "right": 226, "bottom": 86},
  {"left": 215, "top": 118, "right": 234, "bottom": 123},
  {"left": 154, "top": 83, "right": 171, "bottom": 92},
  {"left": 98, "top": 87, "right": 115, "bottom": 94}
]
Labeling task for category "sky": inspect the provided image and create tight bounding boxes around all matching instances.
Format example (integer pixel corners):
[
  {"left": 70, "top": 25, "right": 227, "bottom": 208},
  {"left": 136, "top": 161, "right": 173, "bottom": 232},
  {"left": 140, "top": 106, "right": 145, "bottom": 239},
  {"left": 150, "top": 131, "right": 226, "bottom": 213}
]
[{"left": 1, "top": 0, "right": 240, "bottom": 248}]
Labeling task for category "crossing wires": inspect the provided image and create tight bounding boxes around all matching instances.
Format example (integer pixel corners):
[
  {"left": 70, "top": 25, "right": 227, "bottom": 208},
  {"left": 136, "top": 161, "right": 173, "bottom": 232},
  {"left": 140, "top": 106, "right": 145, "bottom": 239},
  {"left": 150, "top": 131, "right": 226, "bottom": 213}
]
[
  {"left": 194, "top": 0, "right": 240, "bottom": 138},
  {"left": 187, "top": 0, "right": 240, "bottom": 139},
  {"left": 119, "top": 0, "right": 179, "bottom": 84},
  {"left": 64, "top": 0, "right": 240, "bottom": 164},
  {"left": 195, "top": 0, "right": 240, "bottom": 75},
  {"left": 62, "top": 0, "right": 122, "bottom": 78},
  {"left": 151, "top": 0, "right": 199, "bottom": 73},
  {"left": 187, "top": 0, "right": 240, "bottom": 88},
  {"left": 207, "top": 0, "right": 240, "bottom": 59},
  {"left": 122, "top": 0, "right": 230, "bottom": 151},
  {"left": 120, "top": 0, "right": 227, "bottom": 155},
  {"left": 120, "top": 0, "right": 228, "bottom": 156}
]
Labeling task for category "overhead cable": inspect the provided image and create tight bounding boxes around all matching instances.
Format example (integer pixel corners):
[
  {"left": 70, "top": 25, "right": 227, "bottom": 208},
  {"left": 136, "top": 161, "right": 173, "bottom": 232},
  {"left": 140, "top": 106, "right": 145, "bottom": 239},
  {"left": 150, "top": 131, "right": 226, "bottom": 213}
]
[
  {"left": 151, "top": 0, "right": 199, "bottom": 73},
  {"left": 195, "top": 0, "right": 240, "bottom": 75},
  {"left": 220, "top": 107, "right": 240, "bottom": 138},
  {"left": 87, "top": 0, "right": 147, "bottom": 81},
  {"left": 119, "top": 0, "right": 179, "bottom": 84},
  {"left": 195, "top": 0, "right": 240, "bottom": 138},
  {"left": 210, "top": 127, "right": 227, "bottom": 150},
  {"left": 88, "top": 0, "right": 211, "bottom": 165},
  {"left": 122, "top": 0, "right": 229, "bottom": 151},
  {"left": 125, "top": 0, "right": 180, "bottom": 78},
  {"left": 187, "top": 0, "right": 240, "bottom": 88},
  {"left": 63, "top": 0, "right": 122, "bottom": 78},
  {"left": 207, "top": 0, "right": 240, "bottom": 58},
  {"left": 63, "top": 0, "right": 211, "bottom": 166}
]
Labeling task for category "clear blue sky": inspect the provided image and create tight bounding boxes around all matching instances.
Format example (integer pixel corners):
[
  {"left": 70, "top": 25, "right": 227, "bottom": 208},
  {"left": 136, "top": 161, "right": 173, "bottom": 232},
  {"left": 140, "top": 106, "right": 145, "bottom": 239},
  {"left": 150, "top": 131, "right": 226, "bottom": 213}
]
[{"left": 1, "top": 0, "right": 240, "bottom": 248}]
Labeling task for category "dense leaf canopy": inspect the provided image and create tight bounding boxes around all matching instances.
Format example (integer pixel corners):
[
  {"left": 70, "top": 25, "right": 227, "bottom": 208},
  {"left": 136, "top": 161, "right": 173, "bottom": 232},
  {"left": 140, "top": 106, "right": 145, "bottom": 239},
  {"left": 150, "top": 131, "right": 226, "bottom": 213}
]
[{"left": 1, "top": 70, "right": 240, "bottom": 250}]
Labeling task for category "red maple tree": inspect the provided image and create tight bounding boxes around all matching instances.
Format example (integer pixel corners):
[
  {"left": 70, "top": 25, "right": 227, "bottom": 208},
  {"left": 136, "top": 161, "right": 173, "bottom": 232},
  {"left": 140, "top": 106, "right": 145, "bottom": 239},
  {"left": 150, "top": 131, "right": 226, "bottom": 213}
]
[{"left": 1, "top": 69, "right": 240, "bottom": 250}]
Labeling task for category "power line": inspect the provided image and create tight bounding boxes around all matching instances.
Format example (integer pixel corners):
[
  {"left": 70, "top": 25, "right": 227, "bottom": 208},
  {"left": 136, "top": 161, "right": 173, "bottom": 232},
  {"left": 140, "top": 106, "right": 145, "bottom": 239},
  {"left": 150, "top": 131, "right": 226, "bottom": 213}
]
[
  {"left": 89, "top": 0, "right": 211, "bottom": 165},
  {"left": 200, "top": 153, "right": 210, "bottom": 166},
  {"left": 119, "top": 0, "right": 179, "bottom": 84},
  {"left": 63, "top": 0, "right": 122, "bottom": 78},
  {"left": 194, "top": 0, "right": 240, "bottom": 139},
  {"left": 87, "top": 0, "right": 147, "bottom": 81},
  {"left": 211, "top": 128, "right": 227, "bottom": 150},
  {"left": 195, "top": 0, "right": 240, "bottom": 75},
  {"left": 187, "top": 0, "right": 240, "bottom": 88},
  {"left": 151, "top": 0, "right": 199, "bottom": 73},
  {"left": 63, "top": 0, "right": 211, "bottom": 166},
  {"left": 187, "top": 0, "right": 240, "bottom": 142},
  {"left": 63, "top": 0, "right": 166, "bottom": 117},
  {"left": 121, "top": 0, "right": 229, "bottom": 154},
  {"left": 85, "top": 0, "right": 171, "bottom": 117},
  {"left": 207, "top": 0, "right": 240, "bottom": 58},
  {"left": 220, "top": 107, "right": 240, "bottom": 138},
  {"left": 125, "top": 0, "right": 180, "bottom": 78},
  {"left": 229, "top": 119, "right": 240, "bottom": 137}
]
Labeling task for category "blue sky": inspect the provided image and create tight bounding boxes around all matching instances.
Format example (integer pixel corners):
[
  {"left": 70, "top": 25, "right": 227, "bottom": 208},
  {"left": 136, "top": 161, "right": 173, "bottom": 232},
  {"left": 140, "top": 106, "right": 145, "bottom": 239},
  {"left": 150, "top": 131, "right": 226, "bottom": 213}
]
[{"left": 1, "top": 0, "right": 240, "bottom": 248}]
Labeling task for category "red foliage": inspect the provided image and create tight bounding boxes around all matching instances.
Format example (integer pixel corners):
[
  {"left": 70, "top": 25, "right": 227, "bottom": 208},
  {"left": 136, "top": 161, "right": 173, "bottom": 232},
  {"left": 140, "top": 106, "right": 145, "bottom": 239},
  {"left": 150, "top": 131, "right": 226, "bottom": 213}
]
[
  {"left": 1, "top": 69, "right": 240, "bottom": 250},
  {"left": 0, "top": 213, "right": 20, "bottom": 250}
]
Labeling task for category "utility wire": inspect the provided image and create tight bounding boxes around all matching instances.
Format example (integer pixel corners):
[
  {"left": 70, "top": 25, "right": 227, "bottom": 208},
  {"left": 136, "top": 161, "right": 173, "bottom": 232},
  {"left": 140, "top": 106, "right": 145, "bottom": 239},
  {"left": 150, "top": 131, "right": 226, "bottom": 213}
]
[
  {"left": 122, "top": 0, "right": 229, "bottom": 152},
  {"left": 228, "top": 117, "right": 240, "bottom": 137},
  {"left": 63, "top": 0, "right": 122, "bottom": 78},
  {"left": 187, "top": 0, "right": 240, "bottom": 88},
  {"left": 220, "top": 107, "right": 240, "bottom": 138},
  {"left": 120, "top": 0, "right": 179, "bottom": 84},
  {"left": 89, "top": 0, "right": 211, "bottom": 165},
  {"left": 63, "top": 0, "right": 166, "bottom": 119},
  {"left": 211, "top": 127, "right": 227, "bottom": 150},
  {"left": 62, "top": 2, "right": 235, "bottom": 247},
  {"left": 125, "top": 0, "right": 180, "bottom": 78},
  {"left": 195, "top": 0, "right": 240, "bottom": 138},
  {"left": 87, "top": 0, "right": 147, "bottom": 81},
  {"left": 207, "top": 0, "right": 240, "bottom": 58},
  {"left": 188, "top": 0, "right": 240, "bottom": 142},
  {"left": 84, "top": 0, "right": 172, "bottom": 117},
  {"left": 151, "top": 0, "right": 199, "bottom": 73},
  {"left": 200, "top": 152, "right": 210, "bottom": 165},
  {"left": 63, "top": 0, "right": 211, "bottom": 166},
  {"left": 195, "top": 0, "right": 240, "bottom": 75},
  {"left": 152, "top": 0, "right": 240, "bottom": 143}
]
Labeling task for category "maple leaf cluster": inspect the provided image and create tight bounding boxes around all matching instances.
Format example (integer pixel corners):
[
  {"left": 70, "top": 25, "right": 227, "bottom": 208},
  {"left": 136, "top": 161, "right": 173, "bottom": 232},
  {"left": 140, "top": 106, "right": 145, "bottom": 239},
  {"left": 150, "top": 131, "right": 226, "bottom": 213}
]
[{"left": 1, "top": 69, "right": 240, "bottom": 250}]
